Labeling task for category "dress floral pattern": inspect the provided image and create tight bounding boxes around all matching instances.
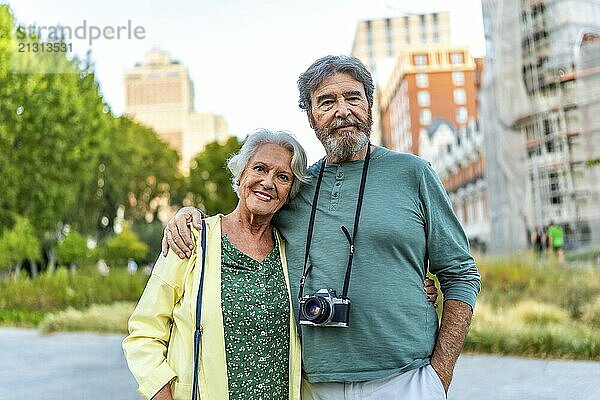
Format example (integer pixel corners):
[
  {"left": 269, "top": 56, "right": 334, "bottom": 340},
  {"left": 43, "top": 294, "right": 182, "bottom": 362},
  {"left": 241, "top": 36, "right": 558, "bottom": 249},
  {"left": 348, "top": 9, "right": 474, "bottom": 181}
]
[{"left": 221, "top": 234, "right": 290, "bottom": 400}]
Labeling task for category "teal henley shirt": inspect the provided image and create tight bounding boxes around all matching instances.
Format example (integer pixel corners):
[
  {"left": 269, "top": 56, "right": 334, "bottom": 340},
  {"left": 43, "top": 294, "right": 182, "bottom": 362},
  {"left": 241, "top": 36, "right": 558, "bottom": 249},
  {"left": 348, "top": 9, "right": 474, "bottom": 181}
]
[{"left": 274, "top": 146, "right": 481, "bottom": 383}]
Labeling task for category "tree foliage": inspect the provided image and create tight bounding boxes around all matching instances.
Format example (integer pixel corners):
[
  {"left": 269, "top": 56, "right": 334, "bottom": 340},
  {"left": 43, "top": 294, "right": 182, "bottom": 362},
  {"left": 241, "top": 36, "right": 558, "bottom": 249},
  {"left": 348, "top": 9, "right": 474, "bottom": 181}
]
[
  {"left": 0, "top": 6, "right": 247, "bottom": 274},
  {"left": 56, "top": 231, "right": 88, "bottom": 267},
  {"left": 0, "top": 7, "right": 109, "bottom": 235},
  {"left": 70, "top": 116, "right": 180, "bottom": 238},
  {"left": 101, "top": 226, "right": 149, "bottom": 268},
  {"left": 131, "top": 219, "right": 166, "bottom": 264},
  {"left": 0, "top": 216, "right": 41, "bottom": 271},
  {"left": 183, "top": 137, "right": 242, "bottom": 215},
  {"left": 0, "top": 5, "right": 179, "bottom": 243}
]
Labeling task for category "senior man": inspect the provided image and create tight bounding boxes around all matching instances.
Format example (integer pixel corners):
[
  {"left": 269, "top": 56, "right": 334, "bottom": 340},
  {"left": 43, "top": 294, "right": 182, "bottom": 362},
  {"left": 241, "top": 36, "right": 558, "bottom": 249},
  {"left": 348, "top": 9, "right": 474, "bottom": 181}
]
[{"left": 163, "top": 55, "right": 480, "bottom": 399}]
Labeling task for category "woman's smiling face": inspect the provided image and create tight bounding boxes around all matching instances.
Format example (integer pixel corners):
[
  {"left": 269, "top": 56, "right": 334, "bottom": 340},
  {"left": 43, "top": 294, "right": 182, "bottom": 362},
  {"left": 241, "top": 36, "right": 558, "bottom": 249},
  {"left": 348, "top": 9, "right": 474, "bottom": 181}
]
[{"left": 238, "top": 143, "right": 294, "bottom": 218}]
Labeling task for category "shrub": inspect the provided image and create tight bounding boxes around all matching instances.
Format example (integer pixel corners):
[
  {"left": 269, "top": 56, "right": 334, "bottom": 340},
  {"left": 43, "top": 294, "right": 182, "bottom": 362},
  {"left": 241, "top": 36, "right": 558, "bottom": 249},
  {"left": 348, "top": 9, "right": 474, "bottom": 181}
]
[
  {"left": 467, "top": 300, "right": 600, "bottom": 360},
  {"left": 39, "top": 302, "right": 135, "bottom": 334},
  {"left": 581, "top": 296, "right": 600, "bottom": 330},
  {"left": 474, "top": 255, "right": 600, "bottom": 319},
  {"left": 507, "top": 301, "right": 569, "bottom": 326},
  {"left": 101, "top": 226, "right": 149, "bottom": 268},
  {"left": 56, "top": 231, "right": 88, "bottom": 268},
  {"left": 0, "top": 265, "right": 148, "bottom": 327},
  {"left": 0, "top": 216, "right": 41, "bottom": 272}
]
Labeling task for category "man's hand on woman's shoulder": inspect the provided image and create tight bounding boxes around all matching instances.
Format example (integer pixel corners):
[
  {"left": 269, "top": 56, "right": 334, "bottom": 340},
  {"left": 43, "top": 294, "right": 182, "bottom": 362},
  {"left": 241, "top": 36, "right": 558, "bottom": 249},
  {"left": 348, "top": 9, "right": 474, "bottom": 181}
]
[{"left": 161, "top": 207, "right": 205, "bottom": 258}]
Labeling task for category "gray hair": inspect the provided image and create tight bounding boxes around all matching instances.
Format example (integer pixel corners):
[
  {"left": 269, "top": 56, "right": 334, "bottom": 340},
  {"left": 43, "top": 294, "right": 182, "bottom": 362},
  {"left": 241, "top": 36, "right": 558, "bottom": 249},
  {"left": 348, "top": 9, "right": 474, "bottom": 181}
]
[
  {"left": 297, "top": 55, "right": 375, "bottom": 113},
  {"left": 228, "top": 129, "right": 309, "bottom": 200}
]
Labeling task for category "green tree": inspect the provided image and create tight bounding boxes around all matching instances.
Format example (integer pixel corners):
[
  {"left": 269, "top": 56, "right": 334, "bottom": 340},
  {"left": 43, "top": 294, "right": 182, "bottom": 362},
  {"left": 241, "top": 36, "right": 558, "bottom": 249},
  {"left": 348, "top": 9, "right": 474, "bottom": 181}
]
[
  {"left": 183, "top": 137, "right": 242, "bottom": 215},
  {"left": 1, "top": 5, "right": 180, "bottom": 248},
  {"left": 70, "top": 116, "right": 180, "bottom": 238},
  {"left": 131, "top": 219, "right": 166, "bottom": 264},
  {"left": 0, "top": 6, "right": 110, "bottom": 237},
  {"left": 0, "top": 216, "right": 41, "bottom": 276},
  {"left": 102, "top": 226, "right": 149, "bottom": 268},
  {"left": 56, "top": 231, "right": 88, "bottom": 270}
]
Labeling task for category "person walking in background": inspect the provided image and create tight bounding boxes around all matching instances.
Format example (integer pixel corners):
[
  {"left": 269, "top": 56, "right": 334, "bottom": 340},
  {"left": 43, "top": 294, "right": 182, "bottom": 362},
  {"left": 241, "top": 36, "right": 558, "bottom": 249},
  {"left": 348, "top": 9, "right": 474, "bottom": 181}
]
[
  {"left": 543, "top": 224, "right": 551, "bottom": 259},
  {"left": 162, "top": 55, "right": 479, "bottom": 399},
  {"left": 547, "top": 220, "right": 565, "bottom": 264},
  {"left": 531, "top": 227, "right": 543, "bottom": 258}
]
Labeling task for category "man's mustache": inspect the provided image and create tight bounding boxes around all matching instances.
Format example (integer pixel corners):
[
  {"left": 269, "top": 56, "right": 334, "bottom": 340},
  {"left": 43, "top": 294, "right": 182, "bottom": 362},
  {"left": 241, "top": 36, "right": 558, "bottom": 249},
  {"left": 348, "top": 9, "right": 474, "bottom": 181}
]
[{"left": 328, "top": 116, "right": 360, "bottom": 130}]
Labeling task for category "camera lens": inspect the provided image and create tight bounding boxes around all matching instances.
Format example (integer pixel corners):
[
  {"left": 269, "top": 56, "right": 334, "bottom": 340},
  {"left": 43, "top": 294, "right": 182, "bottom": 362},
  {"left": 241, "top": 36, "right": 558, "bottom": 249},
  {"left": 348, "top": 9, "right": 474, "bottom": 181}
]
[
  {"left": 308, "top": 302, "right": 321, "bottom": 317},
  {"left": 303, "top": 297, "right": 331, "bottom": 324}
]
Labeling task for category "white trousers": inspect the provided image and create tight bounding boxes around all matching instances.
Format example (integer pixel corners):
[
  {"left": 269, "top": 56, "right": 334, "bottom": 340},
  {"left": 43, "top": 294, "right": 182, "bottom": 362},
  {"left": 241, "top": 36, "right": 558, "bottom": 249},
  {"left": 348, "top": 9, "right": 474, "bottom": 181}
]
[{"left": 301, "top": 365, "right": 446, "bottom": 400}]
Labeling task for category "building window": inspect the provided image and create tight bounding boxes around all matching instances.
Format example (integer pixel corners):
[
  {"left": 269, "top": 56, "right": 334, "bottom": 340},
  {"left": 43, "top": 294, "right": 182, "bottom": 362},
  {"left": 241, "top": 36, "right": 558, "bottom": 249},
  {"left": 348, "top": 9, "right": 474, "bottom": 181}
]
[
  {"left": 450, "top": 52, "right": 464, "bottom": 64},
  {"left": 417, "top": 91, "right": 430, "bottom": 106},
  {"left": 416, "top": 73, "right": 429, "bottom": 87},
  {"left": 452, "top": 71, "right": 465, "bottom": 86},
  {"left": 549, "top": 172, "right": 562, "bottom": 204},
  {"left": 420, "top": 109, "right": 432, "bottom": 125},
  {"left": 414, "top": 54, "right": 428, "bottom": 66},
  {"left": 456, "top": 107, "right": 468, "bottom": 123},
  {"left": 453, "top": 89, "right": 466, "bottom": 105},
  {"left": 386, "top": 18, "right": 393, "bottom": 56}
]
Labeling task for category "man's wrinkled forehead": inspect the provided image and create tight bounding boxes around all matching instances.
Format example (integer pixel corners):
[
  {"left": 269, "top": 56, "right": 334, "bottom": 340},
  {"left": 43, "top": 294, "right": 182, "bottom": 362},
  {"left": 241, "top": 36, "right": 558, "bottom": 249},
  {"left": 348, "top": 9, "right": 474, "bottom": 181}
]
[{"left": 310, "top": 72, "right": 366, "bottom": 100}]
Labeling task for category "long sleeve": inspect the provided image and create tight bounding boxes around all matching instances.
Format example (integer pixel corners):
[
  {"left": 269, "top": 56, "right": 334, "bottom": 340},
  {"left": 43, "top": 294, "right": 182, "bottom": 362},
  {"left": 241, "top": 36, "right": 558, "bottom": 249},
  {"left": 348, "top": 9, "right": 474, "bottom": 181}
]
[
  {"left": 419, "top": 162, "right": 481, "bottom": 310},
  {"left": 122, "top": 251, "right": 191, "bottom": 399}
]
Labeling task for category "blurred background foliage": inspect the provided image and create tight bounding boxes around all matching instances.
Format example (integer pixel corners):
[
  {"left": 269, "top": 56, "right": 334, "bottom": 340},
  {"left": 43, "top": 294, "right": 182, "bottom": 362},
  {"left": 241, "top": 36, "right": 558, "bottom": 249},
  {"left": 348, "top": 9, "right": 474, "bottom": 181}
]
[
  {"left": 0, "top": 255, "right": 598, "bottom": 361},
  {"left": 181, "top": 136, "right": 242, "bottom": 216},
  {"left": 462, "top": 255, "right": 600, "bottom": 360},
  {"left": 0, "top": 5, "right": 240, "bottom": 276}
]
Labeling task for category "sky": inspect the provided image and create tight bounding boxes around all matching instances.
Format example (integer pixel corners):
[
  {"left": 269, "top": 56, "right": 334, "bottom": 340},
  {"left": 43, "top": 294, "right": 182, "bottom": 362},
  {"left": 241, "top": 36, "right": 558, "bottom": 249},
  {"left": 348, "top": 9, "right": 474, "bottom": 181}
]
[{"left": 5, "top": 0, "right": 485, "bottom": 162}]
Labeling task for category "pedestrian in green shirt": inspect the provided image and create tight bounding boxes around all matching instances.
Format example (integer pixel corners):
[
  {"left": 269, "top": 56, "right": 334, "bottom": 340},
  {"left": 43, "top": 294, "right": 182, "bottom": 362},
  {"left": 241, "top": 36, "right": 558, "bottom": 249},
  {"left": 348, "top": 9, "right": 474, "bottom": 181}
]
[{"left": 547, "top": 220, "right": 565, "bottom": 263}]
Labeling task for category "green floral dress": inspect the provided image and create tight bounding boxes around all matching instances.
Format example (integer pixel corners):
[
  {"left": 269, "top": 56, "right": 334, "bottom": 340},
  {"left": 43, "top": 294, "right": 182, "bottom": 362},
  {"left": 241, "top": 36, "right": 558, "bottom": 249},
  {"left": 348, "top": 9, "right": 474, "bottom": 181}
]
[{"left": 221, "top": 234, "right": 290, "bottom": 400}]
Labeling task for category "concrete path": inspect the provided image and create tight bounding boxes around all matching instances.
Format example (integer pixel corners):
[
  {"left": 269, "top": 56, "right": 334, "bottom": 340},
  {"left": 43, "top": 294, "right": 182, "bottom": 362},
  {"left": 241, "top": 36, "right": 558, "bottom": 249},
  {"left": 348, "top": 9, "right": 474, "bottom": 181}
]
[
  {"left": 449, "top": 353, "right": 600, "bottom": 400},
  {"left": 0, "top": 327, "right": 599, "bottom": 399}
]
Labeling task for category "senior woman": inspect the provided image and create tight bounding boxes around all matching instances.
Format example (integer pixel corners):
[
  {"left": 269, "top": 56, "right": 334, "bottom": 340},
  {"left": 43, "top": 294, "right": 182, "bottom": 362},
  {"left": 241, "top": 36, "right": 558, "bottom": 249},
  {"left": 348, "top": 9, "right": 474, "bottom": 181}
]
[{"left": 123, "top": 129, "right": 309, "bottom": 400}]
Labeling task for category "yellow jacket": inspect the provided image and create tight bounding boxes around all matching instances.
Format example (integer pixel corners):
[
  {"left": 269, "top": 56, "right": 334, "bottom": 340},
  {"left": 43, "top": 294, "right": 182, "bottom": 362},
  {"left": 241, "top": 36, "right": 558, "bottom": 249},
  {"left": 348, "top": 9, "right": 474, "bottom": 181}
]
[{"left": 123, "top": 215, "right": 302, "bottom": 399}]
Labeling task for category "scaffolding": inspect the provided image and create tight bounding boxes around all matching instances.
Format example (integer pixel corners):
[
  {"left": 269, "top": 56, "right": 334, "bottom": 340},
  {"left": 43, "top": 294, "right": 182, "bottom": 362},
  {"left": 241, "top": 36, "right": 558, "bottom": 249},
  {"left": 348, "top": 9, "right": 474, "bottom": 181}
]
[{"left": 481, "top": 0, "right": 600, "bottom": 254}]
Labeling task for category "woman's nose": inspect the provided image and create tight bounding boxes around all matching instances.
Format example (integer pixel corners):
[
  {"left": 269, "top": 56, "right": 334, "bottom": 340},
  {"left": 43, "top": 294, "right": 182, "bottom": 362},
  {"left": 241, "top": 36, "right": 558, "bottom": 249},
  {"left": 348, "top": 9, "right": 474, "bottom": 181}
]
[{"left": 261, "top": 174, "right": 274, "bottom": 189}]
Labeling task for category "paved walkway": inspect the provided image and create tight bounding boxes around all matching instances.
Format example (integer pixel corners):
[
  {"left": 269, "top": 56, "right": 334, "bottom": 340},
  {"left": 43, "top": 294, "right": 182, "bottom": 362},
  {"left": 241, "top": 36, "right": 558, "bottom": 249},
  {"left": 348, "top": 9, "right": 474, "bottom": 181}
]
[{"left": 1, "top": 328, "right": 599, "bottom": 399}]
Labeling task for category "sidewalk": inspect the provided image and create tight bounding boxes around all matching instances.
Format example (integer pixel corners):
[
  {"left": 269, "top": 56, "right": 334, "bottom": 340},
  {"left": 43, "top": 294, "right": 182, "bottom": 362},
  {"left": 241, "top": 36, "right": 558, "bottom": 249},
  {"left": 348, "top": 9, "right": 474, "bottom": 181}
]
[{"left": 0, "top": 328, "right": 598, "bottom": 399}]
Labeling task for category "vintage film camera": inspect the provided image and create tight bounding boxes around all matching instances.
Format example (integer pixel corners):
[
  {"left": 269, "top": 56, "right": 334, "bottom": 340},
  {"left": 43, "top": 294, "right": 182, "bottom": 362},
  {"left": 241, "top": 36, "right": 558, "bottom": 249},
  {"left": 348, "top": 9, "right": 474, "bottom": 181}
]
[{"left": 299, "top": 288, "right": 350, "bottom": 327}]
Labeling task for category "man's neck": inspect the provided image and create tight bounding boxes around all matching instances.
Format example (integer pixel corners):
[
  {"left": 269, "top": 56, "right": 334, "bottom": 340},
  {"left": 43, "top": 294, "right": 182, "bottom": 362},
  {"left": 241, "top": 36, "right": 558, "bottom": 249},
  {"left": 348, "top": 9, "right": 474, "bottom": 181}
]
[{"left": 325, "top": 144, "right": 371, "bottom": 164}]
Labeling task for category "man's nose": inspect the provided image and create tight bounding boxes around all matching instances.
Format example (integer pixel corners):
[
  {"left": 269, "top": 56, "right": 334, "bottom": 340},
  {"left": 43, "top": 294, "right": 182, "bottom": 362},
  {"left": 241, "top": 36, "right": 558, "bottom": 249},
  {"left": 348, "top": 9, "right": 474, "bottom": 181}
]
[{"left": 334, "top": 100, "right": 351, "bottom": 118}]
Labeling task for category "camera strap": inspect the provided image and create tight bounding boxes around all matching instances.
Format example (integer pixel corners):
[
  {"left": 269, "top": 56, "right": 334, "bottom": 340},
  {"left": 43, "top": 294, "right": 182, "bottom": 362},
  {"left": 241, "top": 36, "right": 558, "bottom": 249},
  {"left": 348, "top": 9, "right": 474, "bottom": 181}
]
[
  {"left": 299, "top": 143, "right": 371, "bottom": 302},
  {"left": 192, "top": 219, "right": 207, "bottom": 400}
]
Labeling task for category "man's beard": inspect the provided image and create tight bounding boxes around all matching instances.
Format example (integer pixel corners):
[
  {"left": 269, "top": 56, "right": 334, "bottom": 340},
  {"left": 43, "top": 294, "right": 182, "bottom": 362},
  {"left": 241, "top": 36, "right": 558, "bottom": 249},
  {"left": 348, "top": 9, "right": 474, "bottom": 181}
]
[{"left": 315, "top": 114, "right": 373, "bottom": 162}]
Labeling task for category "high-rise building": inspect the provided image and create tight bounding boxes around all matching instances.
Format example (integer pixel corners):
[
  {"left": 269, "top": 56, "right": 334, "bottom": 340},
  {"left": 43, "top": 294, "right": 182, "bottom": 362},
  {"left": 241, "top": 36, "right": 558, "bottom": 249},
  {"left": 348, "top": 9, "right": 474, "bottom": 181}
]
[
  {"left": 351, "top": 12, "right": 452, "bottom": 145},
  {"left": 378, "top": 45, "right": 480, "bottom": 155},
  {"left": 480, "top": 0, "right": 600, "bottom": 253},
  {"left": 124, "top": 49, "right": 229, "bottom": 171},
  {"left": 352, "top": 13, "right": 451, "bottom": 70}
]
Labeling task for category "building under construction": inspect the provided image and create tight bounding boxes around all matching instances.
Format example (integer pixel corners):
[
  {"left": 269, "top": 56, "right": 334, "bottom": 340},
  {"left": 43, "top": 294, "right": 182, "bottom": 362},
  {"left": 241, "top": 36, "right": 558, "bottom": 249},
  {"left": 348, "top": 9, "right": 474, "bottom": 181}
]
[{"left": 481, "top": 0, "right": 600, "bottom": 254}]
